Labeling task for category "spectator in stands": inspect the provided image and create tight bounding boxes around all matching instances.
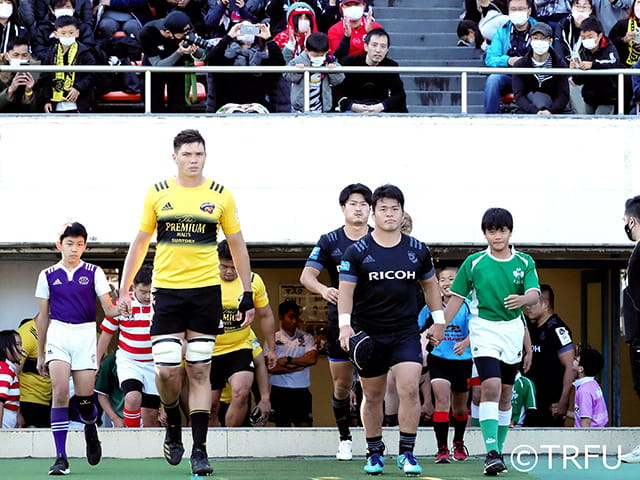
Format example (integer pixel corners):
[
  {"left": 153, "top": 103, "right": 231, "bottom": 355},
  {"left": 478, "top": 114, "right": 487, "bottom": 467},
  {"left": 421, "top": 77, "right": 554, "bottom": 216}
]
[
  {"left": 570, "top": 15, "right": 621, "bottom": 113},
  {"left": 204, "top": 0, "right": 263, "bottom": 39},
  {"left": 205, "top": 21, "right": 288, "bottom": 112},
  {"left": 33, "top": 0, "right": 95, "bottom": 61},
  {"left": 284, "top": 31, "right": 344, "bottom": 112},
  {"left": 268, "top": 300, "right": 318, "bottom": 427},
  {"left": 274, "top": 2, "right": 318, "bottom": 62},
  {"left": 609, "top": 0, "right": 640, "bottom": 112},
  {"left": 39, "top": 15, "right": 97, "bottom": 112},
  {"left": 592, "top": 0, "right": 632, "bottom": 35},
  {"left": 554, "top": 0, "right": 593, "bottom": 113},
  {"left": 327, "top": 0, "right": 381, "bottom": 60},
  {"left": 457, "top": 19, "right": 484, "bottom": 48},
  {"left": 94, "top": 0, "right": 152, "bottom": 40},
  {"left": 336, "top": 28, "right": 407, "bottom": 113},
  {"left": 512, "top": 22, "right": 570, "bottom": 113},
  {"left": 151, "top": 0, "right": 208, "bottom": 36},
  {"left": 532, "top": 0, "right": 571, "bottom": 28},
  {"left": 17, "top": 317, "right": 51, "bottom": 428},
  {"left": 138, "top": 10, "right": 203, "bottom": 113},
  {"left": 483, "top": 0, "right": 537, "bottom": 114},
  {"left": 0, "top": 0, "right": 28, "bottom": 54},
  {"left": 34, "top": 0, "right": 92, "bottom": 25},
  {"left": 0, "top": 37, "right": 41, "bottom": 113}
]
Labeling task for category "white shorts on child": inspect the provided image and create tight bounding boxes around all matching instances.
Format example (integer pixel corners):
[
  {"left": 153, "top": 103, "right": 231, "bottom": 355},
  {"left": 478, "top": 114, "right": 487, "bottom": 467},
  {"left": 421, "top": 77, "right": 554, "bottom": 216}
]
[
  {"left": 469, "top": 316, "right": 524, "bottom": 365},
  {"left": 45, "top": 320, "right": 97, "bottom": 370},
  {"left": 115, "top": 350, "right": 158, "bottom": 395},
  {"left": 2, "top": 409, "right": 17, "bottom": 428}
]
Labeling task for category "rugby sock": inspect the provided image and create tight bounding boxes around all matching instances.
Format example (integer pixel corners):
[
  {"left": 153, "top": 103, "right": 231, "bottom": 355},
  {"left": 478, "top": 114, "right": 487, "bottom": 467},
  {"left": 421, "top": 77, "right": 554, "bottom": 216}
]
[
  {"left": 497, "top": 409, "right": 512, "bottom": 454},
  {"left": 76, "top": 395, "right": 98, "bottom": 424},
  {"left": 433, "top": 411, "right": 450, "bottom": 448},
  {"left": 123, "top": 408, "right": 142, "bottom": 428},
  {"left": 332, "top": 396, "right": 352, "bottom": 441},
  {"left": 479, "top": 401, "right": 499, "bottom": 453},
  {"left": 399, "top": 431, "right": 417, "bottom": 454},
  {"left": 190, "top": 410, "right": 210, "bottom": 452},
  {"left": 51, "top": 407, "right": 69, "bottom": 458},
  {"left": 163, "top": 400, "right": 182, "bottom": 440},
  {"left": 471, "top": 403, "right": 480, "bottom": 426},
  {"left": 453, "top": 412, "right": 469, "bottom": 443},
  {"left": 366, "top": 436, "right": 385, "bottom": 456}
]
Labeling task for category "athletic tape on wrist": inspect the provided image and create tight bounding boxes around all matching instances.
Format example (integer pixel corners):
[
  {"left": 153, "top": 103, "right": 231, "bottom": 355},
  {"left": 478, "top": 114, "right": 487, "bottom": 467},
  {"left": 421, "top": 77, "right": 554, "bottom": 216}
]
[
  {"left": 432, "top": 310, "right": 445, "bottom": 325},
  {"left": 338, "top": 313, "right": 351, "bottom": 328}
]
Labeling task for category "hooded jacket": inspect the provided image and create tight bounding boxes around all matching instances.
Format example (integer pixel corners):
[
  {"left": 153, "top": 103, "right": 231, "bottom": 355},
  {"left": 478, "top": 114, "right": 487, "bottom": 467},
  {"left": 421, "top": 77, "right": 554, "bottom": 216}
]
[
  {"left": 284, "top": 51, "right": 344, "bottom": 112},
  {"left": 274, "top": 2, "right": 318, "bottom": 61},
  {"left": 572, "top": 36, "right": 621, "bottom": 106}
]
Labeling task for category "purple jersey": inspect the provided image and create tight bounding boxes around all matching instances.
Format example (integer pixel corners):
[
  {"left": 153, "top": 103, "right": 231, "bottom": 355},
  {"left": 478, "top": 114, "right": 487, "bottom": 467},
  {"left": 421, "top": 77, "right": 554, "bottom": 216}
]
[
  {"left": 36, "top": 262, "right": 110, "bottom": 324},
  {"left": 573, "top": 377, "right": 609, "bottom": 427}
]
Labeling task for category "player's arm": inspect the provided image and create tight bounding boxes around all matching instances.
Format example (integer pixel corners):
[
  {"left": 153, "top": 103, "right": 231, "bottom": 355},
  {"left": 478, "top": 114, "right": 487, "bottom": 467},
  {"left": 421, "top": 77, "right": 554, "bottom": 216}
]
[
  {"left": 522, "top": 326, "right": 533, "bottom": 373},
  {"left": 290, "top": 348, "right": 318, "bottom": 367},
  {"left": 300, "top": 266, "right": 338, "bottom": 304},
  {"left": 253, "top": 351, "right": 271, "bottom": 417},
  {"left": 35, "top": 298, "right": 50, "bottom": 377},
  {"left": 0, "top": 400, "right": 4, "bottom": 426},
  {"left": 504, "top": 289, "right": 540, "bottom": 310},
  {"left": 337, "top": 280, "right": 356, "bottom": 351},
  {"left": 98, "top": 293, "right": 120, "bottom": 319},
  {"left": 96, "top": 329, "right": 114, "bottom": 368},
  {"left": 580, "top": 417, "right": 592, "bottom": 427},
  {"left": 118, "top": 230, "right": 153, "bottom": 316},
  {"left": 256, "top": 305, "right": 276, "bottom": 369},
  {"left": 97, "top": 392, "right": 125, "bottom": 427},
  {"left": 552, "top": 346, "right": 576, "bottom": 418},
  {"left": 226, "top": 230, "right": 256, "bottom": 327}
]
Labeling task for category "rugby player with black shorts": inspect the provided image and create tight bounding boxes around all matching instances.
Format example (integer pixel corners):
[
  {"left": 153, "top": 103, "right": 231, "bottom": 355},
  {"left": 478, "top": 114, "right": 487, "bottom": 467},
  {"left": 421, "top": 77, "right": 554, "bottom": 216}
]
[
  {"left": 118, "top": 129, "right": 255, "bottom": 477},
  {"left": 338, "top": 184, "right": 444, "bottom": 476},
  {"left": 300, "top": 183, "right": 373, "bottom": 461}
]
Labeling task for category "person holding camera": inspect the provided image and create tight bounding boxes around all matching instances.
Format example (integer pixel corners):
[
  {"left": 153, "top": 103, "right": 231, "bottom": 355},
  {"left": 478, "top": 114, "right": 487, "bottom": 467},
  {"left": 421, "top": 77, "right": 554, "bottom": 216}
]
[
  {"left": 138, "top": 10, "right": 204, "bottom": 112},
  {"left": 0, "top": 37, "right": 40, "bottom": 112}
]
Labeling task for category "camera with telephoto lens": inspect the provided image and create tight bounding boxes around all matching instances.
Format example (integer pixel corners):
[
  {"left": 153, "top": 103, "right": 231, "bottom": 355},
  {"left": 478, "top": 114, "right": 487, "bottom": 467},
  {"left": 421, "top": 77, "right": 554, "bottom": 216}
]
[{"left": 182, "top": 31, "right": 209, "bottom": 49}]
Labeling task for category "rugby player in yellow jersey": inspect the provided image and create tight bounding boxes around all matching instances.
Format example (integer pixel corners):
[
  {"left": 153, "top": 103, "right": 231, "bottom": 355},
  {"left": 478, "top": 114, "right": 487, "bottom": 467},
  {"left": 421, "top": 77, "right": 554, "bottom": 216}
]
[
  {"left": 210, "top": 239, "right": 275, "bottom": 427},
  {"left": 118, "top": 129, "right": 255, "bottom": 477}
]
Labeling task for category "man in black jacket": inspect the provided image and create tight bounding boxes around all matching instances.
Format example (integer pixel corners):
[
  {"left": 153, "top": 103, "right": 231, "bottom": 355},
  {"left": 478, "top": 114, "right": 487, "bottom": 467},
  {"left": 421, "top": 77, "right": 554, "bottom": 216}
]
[
  {"left": 512, "top": 22, "right": 570, "bottom": 114},
  {"left": 335, "top": 28, "right": 407, "bottom": 113}
]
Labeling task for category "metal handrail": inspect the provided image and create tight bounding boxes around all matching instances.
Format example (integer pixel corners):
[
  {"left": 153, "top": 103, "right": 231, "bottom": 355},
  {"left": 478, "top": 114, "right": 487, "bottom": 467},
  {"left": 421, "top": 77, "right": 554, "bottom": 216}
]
[{"left": 1, "top": 64, "right": 639, "bottom": 114}]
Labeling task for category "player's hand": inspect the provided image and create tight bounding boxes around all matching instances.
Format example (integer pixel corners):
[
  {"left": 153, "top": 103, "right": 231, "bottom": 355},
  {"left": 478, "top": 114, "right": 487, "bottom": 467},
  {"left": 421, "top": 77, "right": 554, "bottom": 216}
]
[
  {"left": 322, "top": 286, "right": 339, "bottom": 305},
  {"left": 118, "top": 293, "right": 133, "bottom": 317},
  {"left": 453, "top": 337, "right": 469, "bottom": 355},
  {"left": 339, "top": 325, "right": 354, "bottom": 351},
  {"left": 504, "top": 294, "right": 526, "bottom": 310},
  {"left": 428, "top": 323, "right": 445, "bottom": 344},
  {"left": 37, "top": 356, "right": 48, "bottom": 377},
  {"left": 238, "top": 291, "right": 255, "bottom": 327},
  {"left": 256, "top": 398, "right": 271, "bottom": 419},
  {"left": 112, "top": 416, "right": 126, "bottom": 427},
  {"left": 551, "top": 402, "right": 568, "bottom": 419},
  {"left": 265, "top": 349, "right": 277, "bottom": 370},
  {"left": 421, "top": 401, "right": 434, "bottom": 422}
]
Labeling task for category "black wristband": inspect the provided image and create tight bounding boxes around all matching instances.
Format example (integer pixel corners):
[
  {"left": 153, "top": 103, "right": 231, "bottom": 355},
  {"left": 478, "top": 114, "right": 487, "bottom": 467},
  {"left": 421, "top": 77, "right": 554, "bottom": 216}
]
[
  {"left": 286, "top": 356, "right": 293, "bottom": 364},
  {"left": 238, "top": 291, "right": 254, "bottom": 313}
]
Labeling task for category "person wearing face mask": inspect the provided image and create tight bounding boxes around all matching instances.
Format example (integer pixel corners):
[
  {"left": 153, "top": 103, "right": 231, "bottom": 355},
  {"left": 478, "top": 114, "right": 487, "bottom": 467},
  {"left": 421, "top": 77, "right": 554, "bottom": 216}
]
[
  {"left": 620, "top": 195, "right": 640, "bottom": 463},
  {"left": 0, "top": 0, "right": 28, "bottom": 54},
  {"left": 0, "top": 37, "right": 41, "bottom": 112},
  {"left": 274, "top": 2, "right": 319, "bottom": 62},
  {"left": 512, "top": 22, "right": 570, "bottom": 113},
  {"left": 39, "top": 15, "right": 96, "bottom": 112},
  {"left": 34, "top": 0, "right": 93, "bottom": 33},
  {"left": 609, "top": 0, "right": 640, "bottom": 111},
  {"left": 205, "top": 21, "right": 286, "bottom": 111},
  {"left": 484, "top": 0, "right": 538, "bottom": 113},
  {"left": 570, "top": 15, "right": 621, "bottom": 113},
  {"left": 284, "top": 31, "right": 344, "bottom": 112},
  {"left": 327, "top": 0, "right": 381, "bottom": 60},
  {"left": 32, "top": 0, "right": 95, "bottom": 61}
]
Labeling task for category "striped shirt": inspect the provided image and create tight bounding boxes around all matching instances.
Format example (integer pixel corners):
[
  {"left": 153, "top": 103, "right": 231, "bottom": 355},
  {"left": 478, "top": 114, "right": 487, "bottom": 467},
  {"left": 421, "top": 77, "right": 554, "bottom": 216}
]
[
  {"left": 101, "top": 293, "right": 153, "bottom": 362},
  {"left": 0, "top": 361, "right": 19, "bottom": 412}
]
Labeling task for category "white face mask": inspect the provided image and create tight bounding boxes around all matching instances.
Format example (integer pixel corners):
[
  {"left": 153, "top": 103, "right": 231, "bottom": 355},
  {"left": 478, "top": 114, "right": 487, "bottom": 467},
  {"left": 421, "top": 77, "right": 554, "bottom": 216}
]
[
  {"left": 298, "top": 18, "right": 310, "bottom": 33},
  {"left": 509, "top": 10, "right": 528, "bottom": 27},
  {"left": 237, "top": 34, "right": 255, "bottom": 45},
  {"left": 635, "top": 5, "right": 640, "bottom": 18},
  {"left": 0, "top": 3, "right": 13, "bottom": 18},
  {"left": 343, "top": 5, "right": 364, "bottom": 21},
  {"left": 531, "top": 39, "right": 550, "bottom": 55},
  {"left": 309, "top": 54, "right": 326, "bottom": 66},
  {"left": 55, "top": 8, "right": 75, "bottom": 18},
  {"left": 572, "top": 10, "right": 589, "bottom": 25},
  {"left": 582, "top": 37, "right": 598, "bottom": 50},
  {"left": 9, "top": 58, "right": 25, "bottom": 66},
  {"left": 59, "top": 36, "right": 76, "bottom": 46}
]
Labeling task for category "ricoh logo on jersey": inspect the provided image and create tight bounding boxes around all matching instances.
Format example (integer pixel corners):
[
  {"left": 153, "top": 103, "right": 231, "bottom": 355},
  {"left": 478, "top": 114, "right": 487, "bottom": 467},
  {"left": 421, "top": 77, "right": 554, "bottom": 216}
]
[
  {"left": 368, "top": 270, "right": 417, "bottom": 281},
  {"left": 512, "top": 267, "right": 525, "bottom": 284}
]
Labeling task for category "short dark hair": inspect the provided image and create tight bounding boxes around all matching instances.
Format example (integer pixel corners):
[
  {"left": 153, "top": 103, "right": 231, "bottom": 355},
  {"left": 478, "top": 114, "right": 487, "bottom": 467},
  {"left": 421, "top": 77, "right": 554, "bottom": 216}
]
[
  {"left": 217, "top": 239, "right": 232, "bottom": 262},
  {"left": 481, "top": 208, "right": 513, "bottom": 232},
  {"left": 279, "top": 300, "right": 301, "bottom": 318},
  {"left": 571, "top": 0, "right": 593, "bottom": 6},
  {"left": 339, "top": 183, "right": 372, "bottom": 206},
  {"left": 508, "top": 0, "right": 533, "bottom": 7},
  {"left": 51, "top": 0, "right": 75, "bottom": 8},
  {"left": 7, "top": 37, "right": 30, "bottom": 52},
  {"left": 173, "top": 129, "right": 205, "bottom": 152},
  {"left": 59, "top": 222, "right": 87, "bottom": 242},
  {"left": 133, "top": 264, "right": 153, "bottom": 286},
  {"left": 539, "top": 284, "right": 555, "bottom": 310},
  {"left": 578, "top": 346, "right": 604, "bottom": 376},
  {"left": 580, "top": 15, "right": 603, "bottom": 34},
  {"left": 55, "top": 15, "right": 79, "bottom": 30},
  {"left": 305, "top": 32, "right": 329, "bottom": 53},
  {"left": 0, "top": 330, "right": 20, "bottom": 363},
  {"left": 625, "top": 195, "right": 640, "bottom": 220},
  {"left": 364, "top": 28, "right": 390, "bottom": 47},
  {"left": 372, "top": 184, "right": 404, "bottom": 210}
]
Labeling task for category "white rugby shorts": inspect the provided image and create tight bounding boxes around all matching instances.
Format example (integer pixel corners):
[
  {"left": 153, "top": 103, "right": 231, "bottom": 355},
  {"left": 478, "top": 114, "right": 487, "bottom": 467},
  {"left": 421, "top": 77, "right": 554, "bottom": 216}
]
[
  {"left": 469, "top": 316, "right": 524, "bottom": 365},
  {"left": 45, "top": 320, "right": 97, "bottom": 370},
  {"left": 115, "top": 350, "right": 158, "bottom": 395}
]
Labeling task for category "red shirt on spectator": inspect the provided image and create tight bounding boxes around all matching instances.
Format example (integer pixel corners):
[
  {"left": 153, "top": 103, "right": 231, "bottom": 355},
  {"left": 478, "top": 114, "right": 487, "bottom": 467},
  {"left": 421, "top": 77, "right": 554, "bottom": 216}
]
[{"left": 328, "top": 19, "right": 383, "bottom": 56}]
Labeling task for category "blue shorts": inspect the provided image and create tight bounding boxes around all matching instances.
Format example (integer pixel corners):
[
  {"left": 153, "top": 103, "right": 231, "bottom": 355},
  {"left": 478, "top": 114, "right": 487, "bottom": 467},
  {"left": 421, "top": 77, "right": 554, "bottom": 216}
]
[{"left": 357, "top": 328, "right": 423, "bottom": 378}]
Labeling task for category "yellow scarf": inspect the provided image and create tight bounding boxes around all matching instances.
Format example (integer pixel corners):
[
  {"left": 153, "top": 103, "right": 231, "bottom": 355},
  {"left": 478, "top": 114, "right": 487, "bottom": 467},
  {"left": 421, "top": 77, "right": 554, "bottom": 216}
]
[
  {"left": 626, "top": 18, "right": 640, "bottom": 67},
  {"left": 51, "top": 42, "right": 78, "bottom": 102}
]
